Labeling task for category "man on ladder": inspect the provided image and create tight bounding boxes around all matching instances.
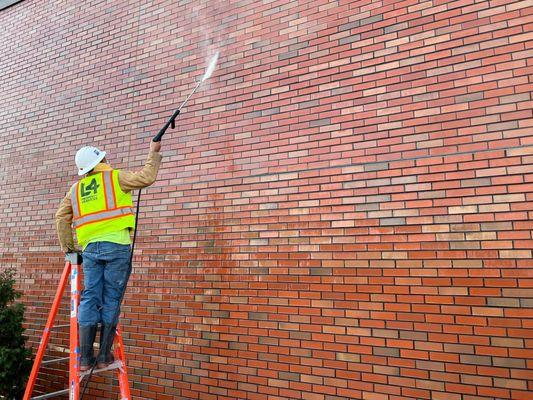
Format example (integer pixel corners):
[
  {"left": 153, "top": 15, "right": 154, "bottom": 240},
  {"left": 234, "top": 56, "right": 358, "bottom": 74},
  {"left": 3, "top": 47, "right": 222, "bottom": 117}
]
[{"left": 55, "top": 140, "right": 162, "bottom": 371}]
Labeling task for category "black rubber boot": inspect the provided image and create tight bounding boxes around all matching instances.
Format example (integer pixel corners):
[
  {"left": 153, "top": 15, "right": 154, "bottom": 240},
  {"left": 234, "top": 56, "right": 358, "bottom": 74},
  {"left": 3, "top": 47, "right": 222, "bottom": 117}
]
[
  {"left": 79, "top": 325, "right": 97, "bottom": 371},
  {"left": 97, "top": 324, "right": 116, "bottom": 369}
]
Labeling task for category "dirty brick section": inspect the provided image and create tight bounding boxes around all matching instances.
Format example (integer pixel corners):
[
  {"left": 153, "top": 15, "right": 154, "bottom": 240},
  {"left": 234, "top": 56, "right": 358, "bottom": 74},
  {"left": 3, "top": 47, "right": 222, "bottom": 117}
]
[{"left": 1, "top": 1, "right": 532, "bottom": 399}]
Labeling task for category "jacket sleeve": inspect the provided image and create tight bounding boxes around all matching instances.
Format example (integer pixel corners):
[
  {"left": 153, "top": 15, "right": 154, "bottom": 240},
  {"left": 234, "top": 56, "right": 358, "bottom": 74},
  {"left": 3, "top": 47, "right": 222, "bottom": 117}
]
[
  {"left": 118, "top": 150, "right": 163, "bottom": 192},
  {"left": 55, "top": 187, "right": 75, "bottom": 252}
]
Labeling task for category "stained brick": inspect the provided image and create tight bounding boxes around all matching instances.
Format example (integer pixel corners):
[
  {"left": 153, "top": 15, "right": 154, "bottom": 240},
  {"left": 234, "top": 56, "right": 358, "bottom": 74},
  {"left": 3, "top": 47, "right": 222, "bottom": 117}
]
[
  {"left": 461, "top": 178, "right": 492, "bottom": 188},
  {"left": 360, "top": 14, "right": 383, "bottom": 26},
  {"left": 339, "top": 34, "right": 362, "bottom": 45},
  {"left": 310, "top": 118, "right": 331, "bottom": 127},
  {"left": 336, "top": 352, "right": 361, "bottom": 362},
  {"left": 385, "top": 22, "right": 408, "bottom": 33},
  {"left": 493, "top": 357, "right": 526, "bottom": 368},
  {"left": 364, "top": 162, "right": 389, "bottom": 172},
  {"left": 455, "top": 92, "right": 484, "bottom": 103},
  {"left": 380, "top": 217, "right": 406, "bottom": 226},
  {"left": 460, "top": 355, "right": 492, "bottom": 366},
  {"left": 310, "top": 268, "right": 333, "bottom": 276},
  {"left": 416, "top": 360, "right": 445, "bottom": 372},
  {"left": 487, "top": 297, "right": 520, "bottom": 307},
  {"left": 372, "top": 329, "right": 399, "bottom": 339},
  {"left": 491, "top": 337, "right": 524, "bottom": 348},
  {"left": 373, "top": 347, "right": 400, "bottom": 357},
  {"left": 249, "top": 312, "right": 269, "bottom": 321}
]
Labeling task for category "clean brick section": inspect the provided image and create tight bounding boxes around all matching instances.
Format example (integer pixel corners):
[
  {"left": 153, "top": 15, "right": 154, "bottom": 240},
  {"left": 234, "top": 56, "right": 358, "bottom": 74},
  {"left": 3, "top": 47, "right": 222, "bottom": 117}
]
[{"left": 1, "top": 0, "right": 532, "bottom": 399}]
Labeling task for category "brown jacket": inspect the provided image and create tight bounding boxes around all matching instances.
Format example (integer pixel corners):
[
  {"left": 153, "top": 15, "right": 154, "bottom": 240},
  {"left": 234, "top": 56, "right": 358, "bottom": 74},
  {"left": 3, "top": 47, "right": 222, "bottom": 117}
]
[{"left": 55, "top": 150, "right": 162, "bottom": 252}]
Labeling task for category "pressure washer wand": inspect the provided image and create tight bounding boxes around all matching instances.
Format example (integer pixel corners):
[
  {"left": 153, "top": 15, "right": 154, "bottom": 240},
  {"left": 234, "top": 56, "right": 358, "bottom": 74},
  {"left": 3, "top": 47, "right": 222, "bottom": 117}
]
[
  {"left": 152, "top": 51, "right": 218, "bottom": 142},
  {"left": 152, "top": 79, "right": 202, "bottom": 142}
]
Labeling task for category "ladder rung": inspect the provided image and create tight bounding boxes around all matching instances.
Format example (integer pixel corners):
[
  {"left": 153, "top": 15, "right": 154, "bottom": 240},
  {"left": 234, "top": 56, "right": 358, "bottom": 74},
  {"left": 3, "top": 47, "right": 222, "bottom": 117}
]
[
  {"left": 31, "top": 388, "right": 69, "bottom": 399},
  {"left": 80, "top": 360, "right": 123, "bottom": 378},
  {"left": 42, "top": 356, "right": 69, "bottom": 365},
  {"left": 51, "top": 324, "right": 70, "bottom": 329}
]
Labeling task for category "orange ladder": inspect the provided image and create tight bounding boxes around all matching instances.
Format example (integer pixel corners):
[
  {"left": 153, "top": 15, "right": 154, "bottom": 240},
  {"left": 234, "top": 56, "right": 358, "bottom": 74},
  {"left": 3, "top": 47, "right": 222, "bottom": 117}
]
[{"left": 23, "top": 252, "right": 132, "bottom": 400}]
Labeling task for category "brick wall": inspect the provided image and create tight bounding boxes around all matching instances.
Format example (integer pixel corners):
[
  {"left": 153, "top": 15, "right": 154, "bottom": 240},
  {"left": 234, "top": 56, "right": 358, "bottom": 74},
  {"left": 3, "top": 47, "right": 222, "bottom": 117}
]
[{"left": 1, "top": 0, "right": 532, "bottom": 399}]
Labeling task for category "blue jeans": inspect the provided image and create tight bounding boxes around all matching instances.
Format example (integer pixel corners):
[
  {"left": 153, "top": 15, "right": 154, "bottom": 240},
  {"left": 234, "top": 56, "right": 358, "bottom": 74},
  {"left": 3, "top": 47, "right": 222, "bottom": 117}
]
[{"left": 78, "top": 242, "right": 131, "bottom": 327}]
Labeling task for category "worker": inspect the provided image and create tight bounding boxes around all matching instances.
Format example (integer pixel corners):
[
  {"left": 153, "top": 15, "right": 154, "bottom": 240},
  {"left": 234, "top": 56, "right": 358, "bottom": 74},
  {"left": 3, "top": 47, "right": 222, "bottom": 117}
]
[{"left": 55, "top": 140, "right": 162, "bottom": 371}]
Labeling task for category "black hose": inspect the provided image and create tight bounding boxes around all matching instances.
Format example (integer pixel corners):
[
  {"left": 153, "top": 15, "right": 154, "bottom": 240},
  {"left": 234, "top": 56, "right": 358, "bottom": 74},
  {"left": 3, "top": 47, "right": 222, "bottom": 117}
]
[{"left": 80, "top": 188, "right": 142, "bottom": 399}]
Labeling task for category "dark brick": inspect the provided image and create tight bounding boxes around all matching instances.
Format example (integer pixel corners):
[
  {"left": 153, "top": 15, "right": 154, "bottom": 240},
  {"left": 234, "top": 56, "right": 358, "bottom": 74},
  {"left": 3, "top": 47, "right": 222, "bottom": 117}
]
[
  {"left": 310, "top": 118, "right": 331, "bottom": 127},
  {"left": 460, "top": 355, "right": 492, "bottom": 366},
  {"left": 339, "top": 34, "right": 361, "bottom": 45},
  {"left": 360, "top": 14, "right": 383, "bottom": 26},
  {"left": 310, "top": 268, "right": 333, "bottom": 276},
  {"left": 249, "top": 312, "right": 269, "bottom": 320}
]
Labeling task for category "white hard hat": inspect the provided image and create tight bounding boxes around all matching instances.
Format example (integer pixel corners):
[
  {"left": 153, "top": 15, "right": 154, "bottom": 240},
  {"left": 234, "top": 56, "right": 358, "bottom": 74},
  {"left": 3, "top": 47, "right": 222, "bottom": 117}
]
[{"left": 75, "top": 146, "right": 106, "bottom": 176}]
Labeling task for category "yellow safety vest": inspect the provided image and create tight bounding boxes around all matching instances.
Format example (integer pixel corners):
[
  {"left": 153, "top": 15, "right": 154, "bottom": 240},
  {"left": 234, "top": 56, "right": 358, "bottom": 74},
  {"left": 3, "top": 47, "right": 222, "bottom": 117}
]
[{"left": 71, "top": 170, "right": 135, "bottom": 248}]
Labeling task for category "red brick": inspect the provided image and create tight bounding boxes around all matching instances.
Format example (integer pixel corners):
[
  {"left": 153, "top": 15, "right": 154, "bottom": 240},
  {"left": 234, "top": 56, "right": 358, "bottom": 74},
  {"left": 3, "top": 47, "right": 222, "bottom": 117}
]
[{"left": 4, "top": 1, "right": 531, "bottom": 399}]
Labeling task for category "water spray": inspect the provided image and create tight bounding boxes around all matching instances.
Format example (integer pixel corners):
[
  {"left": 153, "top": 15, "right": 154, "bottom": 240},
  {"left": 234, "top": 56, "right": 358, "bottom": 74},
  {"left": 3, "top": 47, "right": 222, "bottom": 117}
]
[{"left": 152, "top": 51, "right": 219, "bottom": 142}]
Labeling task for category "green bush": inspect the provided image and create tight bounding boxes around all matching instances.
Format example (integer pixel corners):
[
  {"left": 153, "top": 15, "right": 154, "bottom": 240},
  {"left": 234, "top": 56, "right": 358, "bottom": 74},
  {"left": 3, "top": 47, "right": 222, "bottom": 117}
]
[{"left": 0, "top": 268, "right": 33, "bottom": 399}]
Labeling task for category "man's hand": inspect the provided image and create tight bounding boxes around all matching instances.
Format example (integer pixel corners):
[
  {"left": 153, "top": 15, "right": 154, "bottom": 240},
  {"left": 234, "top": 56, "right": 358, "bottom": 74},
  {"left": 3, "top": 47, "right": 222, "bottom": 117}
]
[{"left": 150, "top": 140, "right": 161, "bottom": 153}]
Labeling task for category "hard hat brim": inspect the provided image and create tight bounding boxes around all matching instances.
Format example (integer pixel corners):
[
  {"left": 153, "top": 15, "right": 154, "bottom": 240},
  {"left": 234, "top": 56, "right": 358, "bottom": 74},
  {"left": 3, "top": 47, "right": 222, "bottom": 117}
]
[{"left": 77, "top": 151, "right": 106, "bottom": 176}]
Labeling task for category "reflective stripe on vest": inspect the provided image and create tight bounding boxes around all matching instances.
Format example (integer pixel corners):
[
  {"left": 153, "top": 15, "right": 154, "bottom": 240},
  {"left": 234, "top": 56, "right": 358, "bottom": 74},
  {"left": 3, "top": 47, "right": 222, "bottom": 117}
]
[
  {"left": 102, "top": 171, "right": 116, "bottom": 209},
  {"left": 71, "top": 185, "right": 81, "bottom": 217},
  {"left": 71, "top": 206, "right": 134, "bottom": 229}
]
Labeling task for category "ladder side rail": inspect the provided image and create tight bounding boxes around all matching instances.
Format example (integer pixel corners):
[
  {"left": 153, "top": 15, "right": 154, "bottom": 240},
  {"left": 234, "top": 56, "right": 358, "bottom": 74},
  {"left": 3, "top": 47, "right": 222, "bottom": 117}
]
[
  {"left": 69, "top": 261, "right": 81, "bottom": 400},
  {"left": 114, "top": 325, "right": 131, "bottom": 400},
  {"left": 23, "top": 261, "right": 72, "bottom": 400}
]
